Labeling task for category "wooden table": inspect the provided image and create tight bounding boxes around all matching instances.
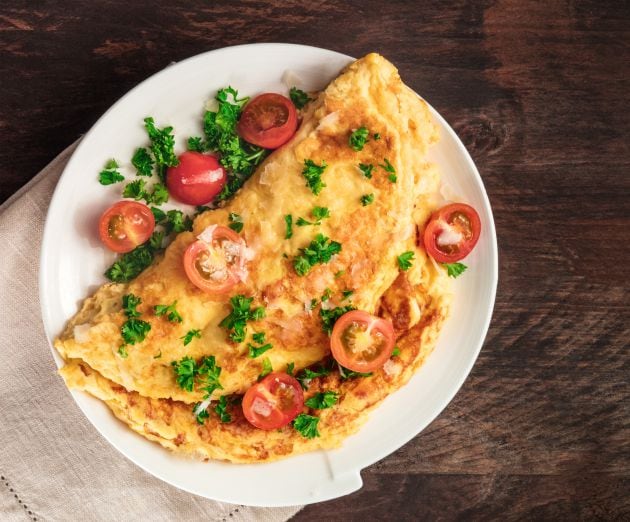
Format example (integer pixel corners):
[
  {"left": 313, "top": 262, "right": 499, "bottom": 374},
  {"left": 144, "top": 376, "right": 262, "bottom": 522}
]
[{"left": 2, "top": 1, "right": 628, "bottom": 519}]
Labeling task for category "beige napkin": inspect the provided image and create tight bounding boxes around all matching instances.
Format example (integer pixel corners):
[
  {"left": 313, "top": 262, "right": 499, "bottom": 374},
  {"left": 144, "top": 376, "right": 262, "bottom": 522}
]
[{"left": 0, "top": 142, "right": 303, "bottom": 522}]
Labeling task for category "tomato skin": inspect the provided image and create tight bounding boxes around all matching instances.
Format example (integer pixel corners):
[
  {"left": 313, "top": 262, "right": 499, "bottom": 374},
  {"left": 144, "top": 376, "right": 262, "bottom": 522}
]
[
  {"left": 183, "top": 225, "right": 246, "bottom": 293},
  {"left": 242, "top": 373, "right": 304, "bottom": 430},
  {"left": 423, "top": 203, "right": 481, "bottom": 263},
  {"left": 237, "top": 93, "right": 298, "bottom": 149},
  {"left": 98, "top": 201, "right": 155, "bottom": 253},
  {"left": 330, "top": 311, "right": 395, "bottom": 373},
  {"left": 166, "top": 151, "right": 226, "bottom": 205}
]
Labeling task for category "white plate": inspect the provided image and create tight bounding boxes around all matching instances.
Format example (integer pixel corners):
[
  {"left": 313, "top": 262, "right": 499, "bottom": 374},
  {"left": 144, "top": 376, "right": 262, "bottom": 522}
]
[{"left": 39, "top": 43, "right": 498, "bottom": 506}]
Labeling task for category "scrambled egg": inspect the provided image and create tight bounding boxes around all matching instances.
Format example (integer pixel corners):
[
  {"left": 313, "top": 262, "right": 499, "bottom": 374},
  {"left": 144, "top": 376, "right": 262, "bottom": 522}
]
[{"left": 56, "top": 53, "right": 453, "bottom": 462}]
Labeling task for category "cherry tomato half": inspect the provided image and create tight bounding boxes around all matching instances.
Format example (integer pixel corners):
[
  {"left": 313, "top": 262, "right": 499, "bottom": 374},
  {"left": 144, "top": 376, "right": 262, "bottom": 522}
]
[
  {"left": 166, "top": 151, "right": 226, "bottom": 206},
  {"left": 237, "top": 93, "right": 298, "bottom": 149},
  {"left": 423, "top": 203, "right": 481, "bottom": 263},
  {"left": 330, "top": 311, "right": 395, "bottom": 373},
  {"left": 242, "top": 372, "right": 304, "bottom": 430},
  {"left": 98, "top": 201, "right": 155, "bottom": 253},
  {"left": 183, "top": 225, "right": 247, "bottom": 293}
]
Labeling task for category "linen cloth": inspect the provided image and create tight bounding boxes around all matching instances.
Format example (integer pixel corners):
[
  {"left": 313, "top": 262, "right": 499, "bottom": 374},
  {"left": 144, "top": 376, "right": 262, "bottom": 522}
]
[{"left": 0, "top": 142, "right": 304, "bottom": 522}]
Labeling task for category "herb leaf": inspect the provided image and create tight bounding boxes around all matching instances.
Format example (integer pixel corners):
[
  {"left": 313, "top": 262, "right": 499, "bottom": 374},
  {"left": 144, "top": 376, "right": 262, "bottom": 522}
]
[
  {"left": 258, "top": 357, "right": 273, "bottom": 379},
  {"left": 252, "top": 332, "right": 266, "bottom": 344},
  {"left": 296, "top": 365, "right": 331, "bottom": 390},
  {"left": 164, "top": 209, "right": 193, "bottom": 234},
  {"left": 181, "top": 329, "right": 202, "bottom": 346},
  {"left": 197, "top": 355, "right": 223, "bottom": 398},
  {"left": 392, "top": 346, "right": 401, "bottom": 357},
  {"left": 444, "top": 262, "right": 468, "bottom": 278},
  {"left": 293, "top": 233, "right": 341, "bottom": 276},
  {"left": 154, "top": 301, "right": 183, "bottom": 323},
  {"left": 320, "top": 305, "right": 356, "bottom": 335},
  {"left": 214, "top": 395, "right": 232, "bottom": 423},
  {"left": 305, "top": 391, "right": 339, "bottom": 409},
  {"left": 349, "top": 126, "right": 369, "bottom": 151},
  {"left": 131, "top": 147, "right": 154, "bottom": 177},
  {"left": 122, "top": 179, "right": 146, "bottom": 200},
  {"left": 105, "top": 244, "right": 155, "bottom": 283},
  {"left": 144, "top": 117, "right": 179, "bottom": 182},
  {"left": 98, "top": 160, "right": 124, "bottom": 185},
  {"left": 284, "top": 214, "right": 293, "bottom": 239},
  {"left": 148, "top": 183, "right": 169, "bottom": 205},
  {"left": 293, "top": 413, "right": 320, "bottom": 438},
  {"left": 249, "top": 343, "right": 272, "bottom": 358},
  {"left": 379, "top": 158, "right": 397, "bottom": 183},
  {"left": 397, "top": 251, "right": 415, "bottom": 271},
  {"left": 121, "top": 318, "right": 151, "bottom": 345},
  {"left": 359, "top": 163, "right": 374, "bottom": 179},
  {"left": 228, "top": 212, "right": 244, "bottom": 233},
  {"left": 289, "top": 87, "right": 311, "bottom": 109},
  {"left": 187, "top": 136, "right": 205, "bottom": 152},
  {"left": 301, "top": 159, "right": 327, "bottom": 195},
  {"left": 361, "top": 193, "right": 374, "bottom": 206},
  {"left": 122, "top": 294, "right": 142, "bottom": 318},
  {"left": 172, "top": 356, "right": 198, "bottom": 392},
  {"left": 338, "top": 364, "right": 372, "bottom": 379},
  {"left": 219, "top": 295, "right": 265, "bottom": 343}
]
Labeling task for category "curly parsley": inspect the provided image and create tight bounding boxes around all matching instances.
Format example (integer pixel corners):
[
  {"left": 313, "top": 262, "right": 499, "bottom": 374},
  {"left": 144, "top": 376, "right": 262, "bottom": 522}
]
[
  {"left": 293, "top": 413, "right": 320, "bottom": 438},
  {"left": 444, "top": 262, "right": 468, "bottom": 278},
  {"left": 228, "top": 212, "right": 244, "bottom": 233},
  {"left": 361, "top": 193, "right": 374, "bottom": 206},
  {"left": 397, "top": 251, "right": 415, "bottom": 271},
  {"left": 131, "top": 147, "right": 153, "bottom": 177},
  {"left": 379, "top": 158, "right": 397, "bottom": 183},
  {"left": 120, "top": 294, "right": 151, "bottom": 349},
  {"left": 172, "top": 355, "right": 223, "bottom": 398},
  {"left": 319, "top": 304, "right": 356, "bottom": 335},
  {"left": 305, "top": 391, "right": 339, "bottom": 409},
  {"left": 359, "top": 163, "right": 374, "bottom": 179},
  {"left": 349, "top": 126, "right": 369, "bottom": 151},
  {"left": 219, "top": 295, "right": 265, "bottom": 343},
  {"left": 289, "top": 87, "right": 311, "bottom": 109},
  {"left": 301, "top": 159, "right": 327, "bottom": 195},
  {"left": 293, "top": 233, "right": 341, "bottom": 276},
  {"left": 144, "top": 117, "right": 179, "bottom": 182},
  {"left": 98, "top": 159, "right": 124, "bottom": 185}
]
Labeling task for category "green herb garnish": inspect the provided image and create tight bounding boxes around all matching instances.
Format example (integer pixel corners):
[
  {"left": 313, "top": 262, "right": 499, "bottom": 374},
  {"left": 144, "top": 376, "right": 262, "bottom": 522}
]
[
  {"left": 349, "top": 126, "right": 369, "bottom": 151},
  {"left": 284, "top": 214, "right": 293, "bottom": 239},
  {"left": 181, "top": 329, "right": 202, "bottom": 346},
  {"left": 98, "top": 159, "right": 124, "bottom": 185},
  {"left": 320, "top": 304, "right": 356, "bottom": 335},
  {"left": 397, "top": 251, "right": 415, "bottom": 271},
  {"left": 248, "top": 343, "right": 272, "bottom": 358},
  {"left": 259, "top": 357, "right": 273, "bottom": 379},
  {"left": 296, "top": 366, "right": 331, "bottom": 390},
  {"left": 187, "top": 136, "right": 205, "bottom": 152},
  {"left": 164, "top": 209, "right": 193, "bottom": 234},
  {"left": 293, "top": 233, "right": 341, "bottom": 276},
  {"left": 379, "top": 158, "right": 396, "bottom": 183},
  {"left": 219, "top": 295, "right": 265, "bottom": 343},
  {"left": 144, "top": 117, "right": 179, "bottom": 182},
  {"left": 228, "top": 212, "right": 244, "bottom": 233},
  {"left": 154, "top": 301, "right": 183, "bottom": 323},
  {"left": 120, "top": 294, "right": 151, "bottom": 346},
  {"left": 293, "top": 413, "right": 320, "bottom": 438},
  {"left": 444, "top": 262, "right": 468, "bottom": 278},
  {"left": 214, "top": 395, "right": 232, "bottom": 423},
  {"left": 289, "top": 87, "right": 311, "bottom": 109},
  {"left": 305, "top": 391, "right": 339, "bottom": 409},
  {"left": 361, "top": 193, "right": 374, "bottom": 206},
  {"left": 301, "top": 159, "right": 327, "bottom": 195},
  {"left": 359, "top": 163, "right": 374, "bottom": 179},
  {"left": 392, "top": 346, "right": 401, "bottom": 357},
  {"left": 131, "top": 147, "right": 154, "bottom": 177},
  {"left": 338, "top": 364, "right": 372, "bottom": 379},
  {"left": 172, "top": 355, "right": 223, "bottom": 398},
  {"left": 105, "top": 243, "right": 155, "bottom": 283}
]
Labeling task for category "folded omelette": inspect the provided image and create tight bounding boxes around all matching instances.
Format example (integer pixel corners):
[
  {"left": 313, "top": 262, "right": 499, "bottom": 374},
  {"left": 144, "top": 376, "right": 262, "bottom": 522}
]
[{"left": 56, "top": 53, "right": 453, "bottom": 462}]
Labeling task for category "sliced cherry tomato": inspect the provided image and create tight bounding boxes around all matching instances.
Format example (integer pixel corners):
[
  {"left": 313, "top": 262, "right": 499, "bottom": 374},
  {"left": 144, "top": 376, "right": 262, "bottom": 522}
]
[
  {"left": 98, "top": 201, "right": 155, "bottom": 253},
  {"left": 423, "top": 203, "right": 481, "bottom": 263},
  {"left": 237, "top": 93, "right": 298, "bottom": 149},
  {"left": 166, "top": 151, "right": 226, "bottom": 205},
  {"left": 183, "top": 225, "right": 248, "bottom": 293},
  {"left": 242, "top": 372, "right": 304, "bottom": 430},
  {"left": 330, "top": 311, "right": 395, "bottom": 373}
]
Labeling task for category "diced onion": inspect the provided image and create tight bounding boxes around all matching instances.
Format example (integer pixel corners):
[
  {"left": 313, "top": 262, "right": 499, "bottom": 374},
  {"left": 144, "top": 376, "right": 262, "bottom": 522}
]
[{"left": 73, "top": 323, "right": 91, "bottom": 344}]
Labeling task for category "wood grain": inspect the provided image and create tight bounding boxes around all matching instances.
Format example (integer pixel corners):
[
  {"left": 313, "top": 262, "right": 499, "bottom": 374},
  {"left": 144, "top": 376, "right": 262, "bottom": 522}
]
[{"left": 1, "top": 0, "right": 628, "bottom": 520}]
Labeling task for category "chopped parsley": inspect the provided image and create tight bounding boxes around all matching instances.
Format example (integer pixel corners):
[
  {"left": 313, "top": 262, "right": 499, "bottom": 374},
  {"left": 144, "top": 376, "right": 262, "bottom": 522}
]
[
  {"left": 131, "top": 147, "right": 153, "bottom": 177},
  {"left": 320, "top": 304, "right": 355, "bottom": 335},
  {"left": 122, "top": 179, "right": 146, "bottom": 200},
  {"left": 293, "top": 413, "right": 320, "bottom": 438},
  {"left": 149, "top": 183, "right": 169, "bottom": 205},
  {"left": 252, "top": 332, "right": 266, "bottom": 344},
  {"left": 397, "top": 251, "right": 415, "bottom": 271},
  {"left": 153, "top": 350, "right": 162, "bottom": 359},
  {"left": 164, "top": 209, "right": 193, "bottom": 234},
  {"left": 219, "top": 295, "right": 265, "bottom": 343},
  {"left": 105, "top": 243, "right": 155, "bottom": 283},
  {"left": 117, "top": 345, "right": 128, "bottom": 358},
  {"left": 297, "top": 206, "right": 331, "bottom": 226},
  {"left": 286, "top": 362, "right": 295, "bottom": 376},
  {"left": 149, "top": 230, "right": 164, "bottom": 250},
  {"left": 194, "top": 404, "right": 210, "bottom": 424},
  {"left": 334, "top": 270, "right": 345, "bottom": 279},
  {"left": 120, "top": 294, "right": 151, "bottom": 346},
  {"left": 342, "top": 289, "right": 354, "bottom": 300},
  {"left": 392, "top": 346, "right": 401, "bottom": 357},
  {"left": 154, "top": 301, "right": 183, "bottom": 323},
  {"left": 308, "top": 298, "right": 318, "bottom": 310},
  {"left": 151, "top": 206, "right": 166, "bottom": 223},
  {"left": 373, "top": 132, "right": 381, "bottom": 140},
  {"left": 349, "top": 126, "right": 369, "bottom": 151},
  {"left": 98, "top": 159, "right": 124, "bottom": 185},
  {"left": 321, "top": 288, "right": 332, "bottom": 302},
  {"left": 248, "top": 343, "right": 272, "bottom": 358},
  {"left": 259, "top": 357, "right": 273, "bottom": 379},
  {"left": 172, "top": 355, "right": 223, "bottom": 398},
  {"left": 305, "top": 391, "right": 339, "bottom": 409},
  {"left": 444, "top": 262, "right": 468, "bottom": 278},
  {"left": 379, "top": 158, "right": 397, "bottom": 183},
  {"left": 361, "top": 193, "right": 374, "bottom": 206},
  {"left": 358, "top": 163, "right": 374, "bottom": 179},
  {"left": 187, "top": 136, "right": 205, "bottom": 152},
  {"left": 214, "top": 395, "right": 232, "bottom": 423},
  {"left": 293, "top": 233, "right": 341, "bottom": 276},
  {"left": 301, "top": 159, "right": 327, "bottom": 195},
  {"left": 144, "top": 117, "right": 179, "bottom": 182},
  {"left": 289, "top": 87, "right": 311, "bottom": 109},
  {"left": 296, "top": 365, "right": 331, "bottom": 390},
  {"left": 338, "top": 364, "right": 372, "bottom": 380},
  {"left": 181, "top": 329, "right": 202, "bottom": 346},
  {"left": 202, "top": 87, "right": 268, "bottom": 201},
  {"left": 228, "top": 212, "right": 244, "bottom": 233},
  {"left": 284, "top": 214, "right": 293, "bottom": 239}
]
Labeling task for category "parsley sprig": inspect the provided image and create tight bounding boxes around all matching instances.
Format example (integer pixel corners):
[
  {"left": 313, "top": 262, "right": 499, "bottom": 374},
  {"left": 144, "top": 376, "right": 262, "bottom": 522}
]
[
  {"left": 349, "top": 126, "right": 369, "bottom": 151},
  {"left": 144, "top": 117, "right": 179, "bottom": 182},
  {"left": 289, "top": 87, "right": 312, "bottom": 109},
  {"left": 305, "top": 391, "right": 339, "bottom": 409},
  {"left": 228, "top": 212, "right": 244, "bottom": 233},
  {"left": 154, "top": 301, "right": 183, "bottom": 323},
  {"left": 397, "top": 251, "right": 415, "bottom": 271},
  {"left": 444, "top": 262, "right": 468, "bottom": 278},
  {"left": 293, "top": 234, "right": 341, "bottom": 276},
  {"left": 98, "top": 159, "right": 124, "bottom": 185},
  {"left": 293, "top": 413, "right": 320, "bottom": 438},
  {"left": 181, "top": 329, "right": 201, "bottom": 346},
  {"left": 296, "top": 206, "right": 331, "bottom": 226},
  {"left": 301, "top": 159, "right": 327, "bottom": 195},
  {"left": 379, "top": 158, "right": 397, "bottom": 183},
  {"left": 172, "top": 355, "right": 223, "bottom": 398},
  {"left": 219, "top": 295, "right": 265, "bottom": 343},
  {"left": 119, "top": 294, "right": 151, "bottom": 355}
]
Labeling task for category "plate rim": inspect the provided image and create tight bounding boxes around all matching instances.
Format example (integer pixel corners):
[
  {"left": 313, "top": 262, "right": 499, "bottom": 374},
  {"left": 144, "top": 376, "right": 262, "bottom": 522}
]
[{"left": 39, "top": 42, "right": 498, "bottom": 506}]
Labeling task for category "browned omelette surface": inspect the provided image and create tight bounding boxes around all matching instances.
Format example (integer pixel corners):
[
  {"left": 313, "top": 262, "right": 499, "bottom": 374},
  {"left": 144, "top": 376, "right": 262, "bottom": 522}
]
[{"left": 56, "top": 53, "right": 453, "bottom": 462}]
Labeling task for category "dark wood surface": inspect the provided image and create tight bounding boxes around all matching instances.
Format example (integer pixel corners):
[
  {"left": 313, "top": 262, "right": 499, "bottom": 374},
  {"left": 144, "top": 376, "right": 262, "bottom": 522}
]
[{"left": 2, "top": 1, "right": 628, "bottom": 520}]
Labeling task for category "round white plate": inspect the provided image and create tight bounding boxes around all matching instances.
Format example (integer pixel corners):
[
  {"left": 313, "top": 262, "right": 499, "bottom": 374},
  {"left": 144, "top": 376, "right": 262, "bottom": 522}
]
[{"left": 39, "top": 43, "right": 498, "bottom": 506}]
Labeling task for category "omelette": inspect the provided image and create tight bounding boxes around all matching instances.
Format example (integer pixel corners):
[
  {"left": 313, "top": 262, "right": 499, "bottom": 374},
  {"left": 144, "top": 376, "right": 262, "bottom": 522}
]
[{"left": 56, "top": 53, "right": 454, "bottom": 462}]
